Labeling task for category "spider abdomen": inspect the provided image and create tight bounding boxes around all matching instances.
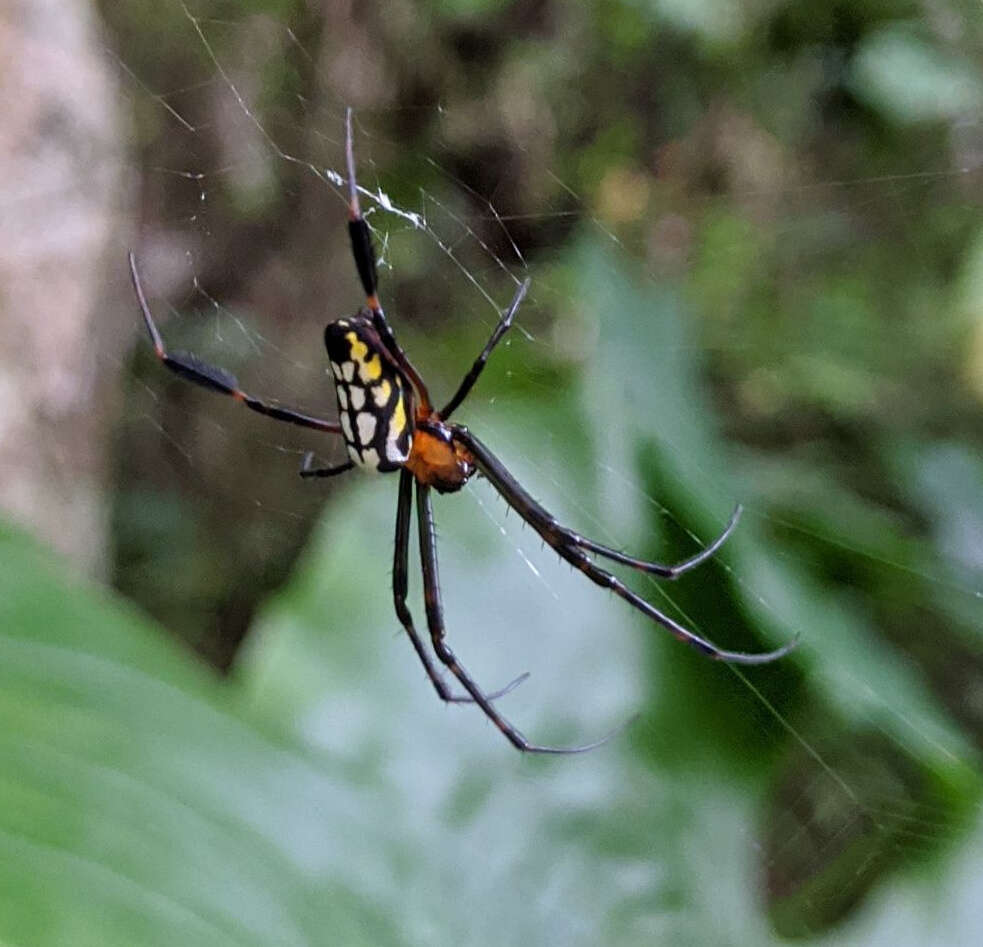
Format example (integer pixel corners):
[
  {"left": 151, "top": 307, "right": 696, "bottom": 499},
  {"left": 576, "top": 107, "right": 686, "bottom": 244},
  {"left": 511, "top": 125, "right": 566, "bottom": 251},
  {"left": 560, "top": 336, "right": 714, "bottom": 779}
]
[{"left": 324, "top": 316, "right": 411, "bottom": 471}]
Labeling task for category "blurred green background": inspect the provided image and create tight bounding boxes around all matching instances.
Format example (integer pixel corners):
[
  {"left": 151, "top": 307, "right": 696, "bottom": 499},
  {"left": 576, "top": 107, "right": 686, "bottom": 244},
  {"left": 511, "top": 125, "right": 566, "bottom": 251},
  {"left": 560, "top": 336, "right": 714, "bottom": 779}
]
[{"left": 2, "top": 0, "right": 983, "bottom": 943}]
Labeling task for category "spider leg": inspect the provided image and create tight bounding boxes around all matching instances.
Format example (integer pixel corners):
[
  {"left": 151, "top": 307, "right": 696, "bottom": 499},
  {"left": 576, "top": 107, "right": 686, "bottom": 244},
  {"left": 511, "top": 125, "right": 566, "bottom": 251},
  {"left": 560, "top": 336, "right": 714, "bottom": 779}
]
[
  {"left": 343, "top": 108, "right": 433, "bottom": 413},
  {"left": 440, "top": 278, "right": 530, "bottom": 420},
  {"left": 556, "top": 504, "right": 743, "bottom": 579},
  {"left": 129, "top": 253, "right": 342, "bottom": 435},
  {"left": 298, "top": 452, "right": 355, "bottom": 478},
  {"left": 417, "top": 482, "right": 624, "bottom": 753},
  {"left": 454, "top": 427, "right": 798, "bottom": 665},
  {"left": 394, "top": 471, "right": 528, "bottom": 704}
]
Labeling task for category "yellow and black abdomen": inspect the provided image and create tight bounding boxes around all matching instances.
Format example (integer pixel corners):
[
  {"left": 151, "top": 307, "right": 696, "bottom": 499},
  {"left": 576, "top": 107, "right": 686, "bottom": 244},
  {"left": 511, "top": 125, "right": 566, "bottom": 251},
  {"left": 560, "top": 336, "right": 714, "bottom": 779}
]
[{"left": 324, "top": 316, "right": 412, "bottom": 472}]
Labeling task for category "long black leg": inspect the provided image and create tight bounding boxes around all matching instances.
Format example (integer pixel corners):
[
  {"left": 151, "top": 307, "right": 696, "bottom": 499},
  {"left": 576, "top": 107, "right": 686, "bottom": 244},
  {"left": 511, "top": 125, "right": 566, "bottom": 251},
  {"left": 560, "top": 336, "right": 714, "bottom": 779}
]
[
  {"left": 298, "top": 453, "right": 355, "bottom": 479},
  {"left": 416, "top": 482, "right": 622, "bottom": 753},
  {"left": 556, "top": 504, "right": 743, "bottom": 579},
  {"left": 344, "top": 108, "right": 433, "bottom": 413},
  {"left": 459, "top": 425, "right": 739, "bottom": 578},
  {"left": 440, "top": 278, "right": 530, "bottom": 420},
  {"left": 130, "top": 253, "right": 342, "bottom": 436},
  {"left": 454, "top": 427, "right": 798, "bottom": 665},
  {"left": 394, "top": 471, "right": 527, "bottom": 704}
]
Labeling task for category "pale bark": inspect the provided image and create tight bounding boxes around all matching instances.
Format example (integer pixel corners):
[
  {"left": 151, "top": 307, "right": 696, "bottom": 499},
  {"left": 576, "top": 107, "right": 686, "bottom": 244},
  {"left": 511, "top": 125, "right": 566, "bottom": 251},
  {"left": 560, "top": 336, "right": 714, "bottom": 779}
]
[{"left": 0, "top": 0, "right": 124, "bottom": 577}]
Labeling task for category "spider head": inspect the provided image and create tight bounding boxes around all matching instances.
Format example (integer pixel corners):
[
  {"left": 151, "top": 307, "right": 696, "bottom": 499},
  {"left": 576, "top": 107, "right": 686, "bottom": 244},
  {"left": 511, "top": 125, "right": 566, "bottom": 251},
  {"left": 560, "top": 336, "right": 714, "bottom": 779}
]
[
  {"left": 404, "top": 418, "right": 476, "bottom": 494},
  {"left": 324, "top": 315, "right": 412, "bottom": 472}
]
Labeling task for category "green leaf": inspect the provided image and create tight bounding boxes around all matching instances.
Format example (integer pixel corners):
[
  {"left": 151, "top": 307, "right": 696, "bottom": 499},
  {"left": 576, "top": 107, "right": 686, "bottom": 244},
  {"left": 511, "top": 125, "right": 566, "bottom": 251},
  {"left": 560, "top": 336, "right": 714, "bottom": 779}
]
[
  {"left": 0, "top": 522, "right": 401, "bottom": 947},
  {"left": 850, "top": 26, "right": 983, "bottom": 125}
]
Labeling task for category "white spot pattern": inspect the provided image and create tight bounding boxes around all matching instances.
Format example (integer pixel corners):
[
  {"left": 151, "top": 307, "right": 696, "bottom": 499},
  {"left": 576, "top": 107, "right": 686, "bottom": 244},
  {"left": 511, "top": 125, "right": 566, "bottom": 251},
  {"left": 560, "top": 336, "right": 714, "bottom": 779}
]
[
  {"left": 385, "top": 420, "right": 408, "bottom": 463},
  {"left": 356, "top": 412, "right": 377, "bottom": 445}
]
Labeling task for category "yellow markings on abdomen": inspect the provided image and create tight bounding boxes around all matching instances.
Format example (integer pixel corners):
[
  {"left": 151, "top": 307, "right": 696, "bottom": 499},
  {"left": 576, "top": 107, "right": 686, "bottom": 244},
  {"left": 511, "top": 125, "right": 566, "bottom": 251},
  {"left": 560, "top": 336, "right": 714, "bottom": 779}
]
[
  {"left": 384, "top": 396, "right": 408, "bottom": 467},
  {"left": 345, "top": 331, "right": 383, "bottom": 382},
  {"left": 346, "top": 332, "right": 368, "bottom": 361},
  {"left": 327, "top": 318, "right": 413, "bottom": 472}
]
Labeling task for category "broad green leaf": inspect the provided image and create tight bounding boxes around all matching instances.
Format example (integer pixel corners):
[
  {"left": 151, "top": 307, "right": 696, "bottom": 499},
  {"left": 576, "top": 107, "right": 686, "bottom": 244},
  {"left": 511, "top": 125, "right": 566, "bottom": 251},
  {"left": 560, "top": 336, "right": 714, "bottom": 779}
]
[
  {"left": 850, "top": 27, "right": 983, "bottom": 125},
  {"left": 0, "top": 522, "right": 403, "bottom": 947}
]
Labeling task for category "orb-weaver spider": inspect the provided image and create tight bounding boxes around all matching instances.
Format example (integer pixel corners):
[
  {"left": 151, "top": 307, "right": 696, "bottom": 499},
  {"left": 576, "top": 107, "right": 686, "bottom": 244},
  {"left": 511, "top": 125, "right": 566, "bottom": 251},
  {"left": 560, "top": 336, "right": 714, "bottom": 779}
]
[{"left": 129, "top": 110, "right": 795, "bottom": 754}]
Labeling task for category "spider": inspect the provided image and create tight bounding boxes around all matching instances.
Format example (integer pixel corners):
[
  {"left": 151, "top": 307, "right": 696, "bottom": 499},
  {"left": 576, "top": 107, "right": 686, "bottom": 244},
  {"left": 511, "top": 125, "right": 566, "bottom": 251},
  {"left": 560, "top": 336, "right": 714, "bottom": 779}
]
[{"left": 128, "top": 109, "right": 795, "bottom": 754}]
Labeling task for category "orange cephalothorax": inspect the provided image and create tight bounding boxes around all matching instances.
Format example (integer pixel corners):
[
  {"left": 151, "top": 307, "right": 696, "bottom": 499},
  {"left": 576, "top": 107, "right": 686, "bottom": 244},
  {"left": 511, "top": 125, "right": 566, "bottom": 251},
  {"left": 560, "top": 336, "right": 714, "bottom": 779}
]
[{"left": 404, "top": 419, "right": 475, "bottom": 494}]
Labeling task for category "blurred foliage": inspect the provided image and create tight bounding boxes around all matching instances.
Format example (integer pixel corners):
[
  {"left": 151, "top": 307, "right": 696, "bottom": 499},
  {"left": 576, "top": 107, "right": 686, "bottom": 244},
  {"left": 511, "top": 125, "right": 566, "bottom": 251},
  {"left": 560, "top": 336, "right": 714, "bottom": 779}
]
[
  {"left": 3, "top": 242, "right": 981, "bottom": 944},
  {"left": 34, "top": 0, "right": 980, "bottom": 940}
]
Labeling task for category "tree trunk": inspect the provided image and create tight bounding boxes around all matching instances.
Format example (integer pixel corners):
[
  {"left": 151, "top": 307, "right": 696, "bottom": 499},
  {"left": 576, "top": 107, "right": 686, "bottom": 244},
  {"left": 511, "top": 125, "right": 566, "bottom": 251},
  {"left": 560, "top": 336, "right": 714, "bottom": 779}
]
[{"left": 0, "top": 0, "right": 124, "bottom": 578}]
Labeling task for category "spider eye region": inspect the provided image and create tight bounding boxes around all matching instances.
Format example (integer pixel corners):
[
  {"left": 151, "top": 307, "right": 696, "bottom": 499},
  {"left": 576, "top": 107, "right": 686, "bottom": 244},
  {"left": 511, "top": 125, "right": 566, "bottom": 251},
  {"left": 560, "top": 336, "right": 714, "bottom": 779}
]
[{"left": 324, "top": 318, "right": 412, "bottom": 472}]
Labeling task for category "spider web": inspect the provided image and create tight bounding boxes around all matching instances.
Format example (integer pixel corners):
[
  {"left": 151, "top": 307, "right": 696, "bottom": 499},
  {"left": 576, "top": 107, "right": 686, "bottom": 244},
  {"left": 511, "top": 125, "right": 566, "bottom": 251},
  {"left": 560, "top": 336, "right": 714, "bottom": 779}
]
[{"left": 101, "top": 2, "right": 983, "bottom": 944}]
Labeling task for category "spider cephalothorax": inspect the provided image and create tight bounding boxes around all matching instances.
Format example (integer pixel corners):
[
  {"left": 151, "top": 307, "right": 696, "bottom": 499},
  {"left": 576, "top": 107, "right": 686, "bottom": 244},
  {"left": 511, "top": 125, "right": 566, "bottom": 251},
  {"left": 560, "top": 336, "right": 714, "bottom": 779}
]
[
  {"left": 129, "top": 108, "right": 796, "bottom": 755},
  {"left": 403, "top": 418, "right": 476, "bottom": 494}
]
